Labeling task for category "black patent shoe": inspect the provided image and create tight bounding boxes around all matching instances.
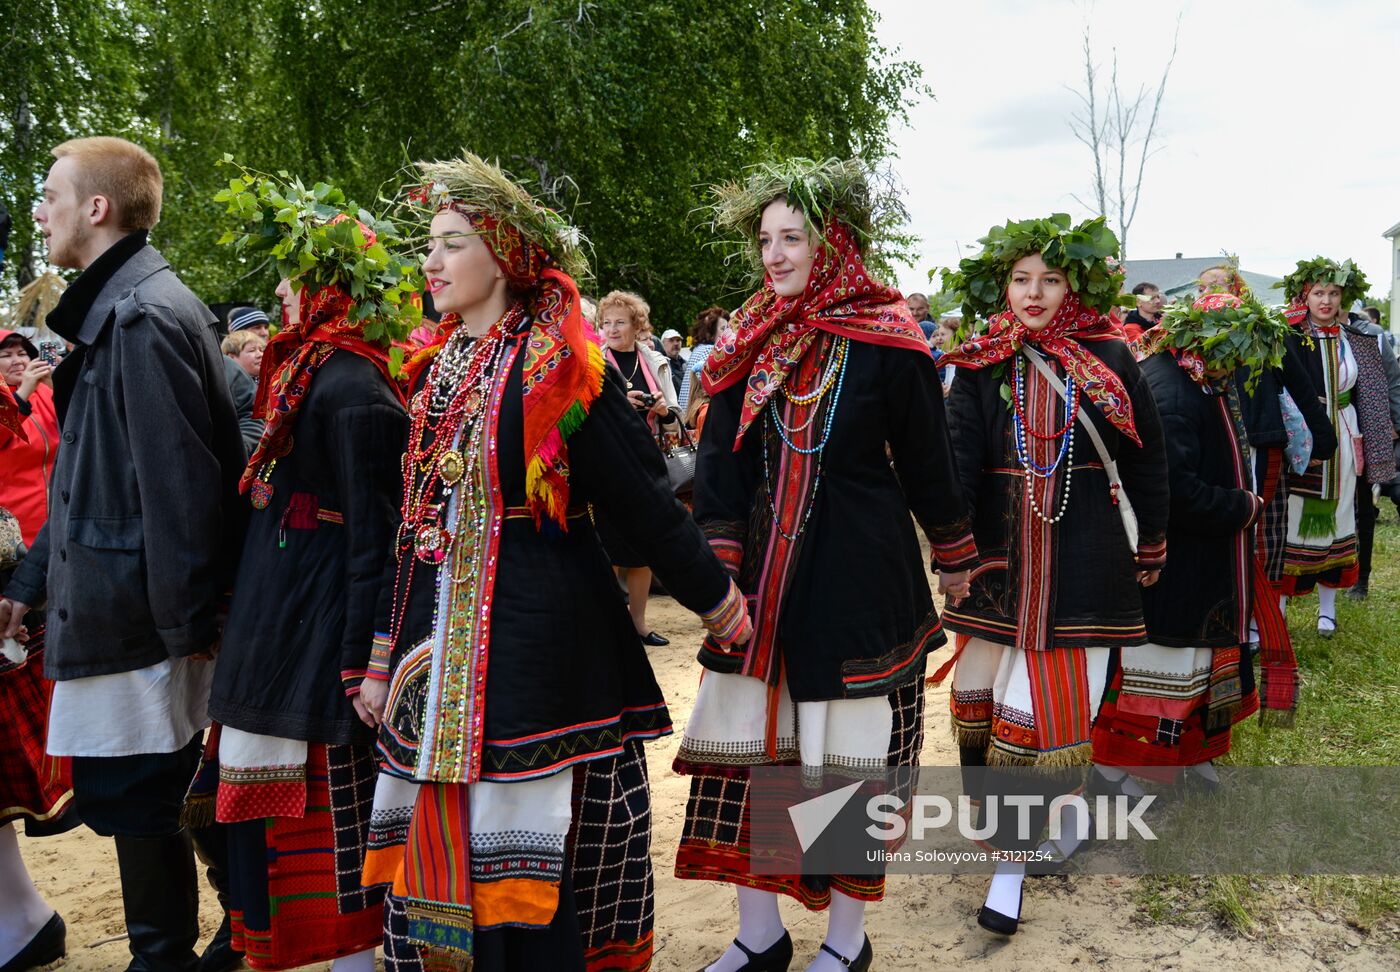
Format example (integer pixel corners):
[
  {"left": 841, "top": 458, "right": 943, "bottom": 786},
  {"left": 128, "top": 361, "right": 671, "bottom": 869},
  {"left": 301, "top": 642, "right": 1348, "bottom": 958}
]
[
  {"left": 977, "top": 888, "right": 1023, "bottom": 936},
  {"left": 0, "top": 912, "right": 66, "bottom": 972},
  {"left": 695, "top": 931, "right": 793, "bottom": 971},
  {"left": 818, "top": 934, "right": 873, "bottom": 970},
  {"left": 640, "top": 631, "right": 670, "bottom": 647}
]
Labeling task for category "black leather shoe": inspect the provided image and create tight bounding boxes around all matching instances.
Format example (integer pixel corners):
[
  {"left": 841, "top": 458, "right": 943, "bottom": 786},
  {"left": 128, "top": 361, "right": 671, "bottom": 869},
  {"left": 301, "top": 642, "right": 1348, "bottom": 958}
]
[
  {"left": 0, "top": 912, "right": 65, "bottom": 972},
  {"left": 640, "top": 631, "right": 670, "bottom": 647},
  {"left": 1346, "top": 584, "right": 1368, "bottom": 601},
  {"left": 977, "top": 888, "right": 1023, "bottom": 936},
  {"left": 818, "top": 934, "right": 872, "bottom": 970},
  {"left": 695, "top": 930, "right": 792, "bottom": 971}
]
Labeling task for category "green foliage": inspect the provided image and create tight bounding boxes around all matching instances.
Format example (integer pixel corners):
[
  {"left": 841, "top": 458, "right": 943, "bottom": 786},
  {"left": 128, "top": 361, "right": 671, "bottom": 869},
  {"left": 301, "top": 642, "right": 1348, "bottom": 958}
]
[
  {"left": 214, "top": 158, "right": 421, "bottom": 347},
  {"left": 939, "top": 214, "right": 1131, "bottom": 324},
  {"left": 1, "top": 0, "right": 922, "bottom": 332},
  {"left": 707, "top": 156, "right": 912, "bottom": 284},
  {"left": 1276, "top": 256, "right": 1370, "bottom": 306},
  {"left": 1153, "top": 293, "right": 1292, "bottom": 393}
]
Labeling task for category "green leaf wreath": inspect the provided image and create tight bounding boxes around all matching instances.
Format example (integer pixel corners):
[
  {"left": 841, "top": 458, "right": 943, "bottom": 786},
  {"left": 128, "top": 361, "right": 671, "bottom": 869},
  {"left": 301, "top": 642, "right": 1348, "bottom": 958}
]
[
  {"left": 939, "top": 213, "right": 1131, "bottom": 324},
  {"left": 1275, "top": 256, "right": 1370, "bottom": 307},
  {"left": 1152, "top": 293, "right": 1292, "bottom": 393},
  {"left": 213, "top": 155, "right": 423, "bottom": 351},
  {"left": 706, "top": 156, "right": 914, "bottom": 285}
]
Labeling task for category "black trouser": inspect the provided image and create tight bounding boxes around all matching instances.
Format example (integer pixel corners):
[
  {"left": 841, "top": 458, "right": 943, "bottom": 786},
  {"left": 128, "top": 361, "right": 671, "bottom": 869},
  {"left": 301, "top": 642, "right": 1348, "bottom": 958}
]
[
  {"left": 1356, "top": 479, "right": 1379, "bottom": 587},
  {"left": 72, "top": 736, "right": 205, "bottom": 972}
]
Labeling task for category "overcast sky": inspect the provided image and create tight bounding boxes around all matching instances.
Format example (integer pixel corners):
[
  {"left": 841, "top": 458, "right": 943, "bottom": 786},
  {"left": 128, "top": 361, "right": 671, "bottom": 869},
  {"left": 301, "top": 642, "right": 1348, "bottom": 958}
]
[{"left": 872, "top": 0, "right": 1400, "bottom": 299}]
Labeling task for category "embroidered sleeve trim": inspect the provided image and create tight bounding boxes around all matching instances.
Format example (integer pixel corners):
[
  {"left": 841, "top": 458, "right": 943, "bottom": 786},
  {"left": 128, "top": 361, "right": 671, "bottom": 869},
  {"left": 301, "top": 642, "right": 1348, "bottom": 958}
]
[
  {"left": 367, "top": 632, "right": 394, "bottom": 681},
  {"left": 341, "top": 668, "right": 366, "bottom": 696},
  {"left": 699, "top": 579, "right": 750, "bottom": 646},
  {"left": 1136, "top": 535, "right": 1167, "bottom": 569}
]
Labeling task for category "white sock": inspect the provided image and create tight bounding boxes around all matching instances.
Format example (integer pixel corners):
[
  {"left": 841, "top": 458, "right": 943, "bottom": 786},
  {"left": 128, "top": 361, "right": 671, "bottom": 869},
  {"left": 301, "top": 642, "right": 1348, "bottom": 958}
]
[
  {"left": 0, "top": 824, "right": 54, "bottom": 967},
  {"left": 1039, "top": 795, "right": 1091, "bottom": 860},
  {"left": 1318, "top": 587, "right": 1337, "bottom": 625},
  {"left": 983, "top": 861, "right": 1025, "bottom": 919},
  {"left": 706, "top": 887, "right": 785, "bottom": 972},
  {"left": 1248, "top": 620, "right": 1260, "bottom": 644},
  {"left": 808, "top": 890, "right": 866, "bottom": 971},
  {"left": 330, "top": 947, "right": 377, "bottom": 972},
  {"left": 1188, "top": 761, "right": 1220, "bottom": 783},
  {"left": 1279, "top": 594, "right": 1288, "bottom": 616},
  {"left": 1094, "top": 763, "right": 1146, "bottom": 797}
]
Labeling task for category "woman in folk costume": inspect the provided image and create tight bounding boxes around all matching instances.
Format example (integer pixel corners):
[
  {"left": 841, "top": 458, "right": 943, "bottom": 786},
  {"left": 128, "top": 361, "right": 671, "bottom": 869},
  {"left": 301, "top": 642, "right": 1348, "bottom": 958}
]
[
  {"left": 938, "top": 215, "right": 1169, "bottom": 935},
  {"left": 193, "top": 173, "right": 421, "bottom": 972},
  {"left": 675, "top": 158, "right": 977, "bottom": 972},
  {"left": 1194, "top": 263, "right": 1336, "bottom": 635},
  {"left": 1092, "top": 292, "right": 1298, "bottom": 793},
  {"left": 1275, "top": 258, "right": 1396, "bottom": 635},
  {"left": 0, "top": 390, "right": 75, "bottom": 972},
  {"left": 354, "top": 154, "right": 750, "bottom": 972}
]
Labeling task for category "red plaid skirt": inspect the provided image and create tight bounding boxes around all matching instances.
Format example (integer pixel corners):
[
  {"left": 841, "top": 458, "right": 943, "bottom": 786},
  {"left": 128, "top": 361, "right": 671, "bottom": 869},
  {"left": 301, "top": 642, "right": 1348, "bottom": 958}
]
[{"left": 0, "top": 631, "right": 74, "bottom": 830}]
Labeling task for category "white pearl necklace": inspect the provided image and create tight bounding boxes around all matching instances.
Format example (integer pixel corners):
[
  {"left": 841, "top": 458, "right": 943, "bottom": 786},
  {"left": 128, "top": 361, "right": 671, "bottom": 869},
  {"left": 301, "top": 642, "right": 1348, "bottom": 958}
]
[{"left": 1024, "top": 429, "right": 1075, "bottom": 524}]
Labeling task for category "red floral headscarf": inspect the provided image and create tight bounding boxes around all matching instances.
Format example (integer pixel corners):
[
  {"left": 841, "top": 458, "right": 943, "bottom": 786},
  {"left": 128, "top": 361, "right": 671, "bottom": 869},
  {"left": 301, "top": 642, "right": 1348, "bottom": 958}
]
[
  {"left": 0, "top": 381, "right": 25, "bottom": 442},
  {"left": 405, "top": 196, "right": 604, "bottom": 528},
  {"left": 940, "top": 291, "right": 1140, "bottom": 445},
  {"left": 240, "top": 218, "right": 405, "bottom": 494},
  {"left": 701, "top": 217, "right": 928, "bottom": 447}
]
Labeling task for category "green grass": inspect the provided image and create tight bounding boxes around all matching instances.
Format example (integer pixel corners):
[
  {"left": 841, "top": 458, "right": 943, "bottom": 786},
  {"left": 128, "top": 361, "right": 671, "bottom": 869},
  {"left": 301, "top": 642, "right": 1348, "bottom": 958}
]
[{"left": 1135, "top": 512, "right": 1400, "bottom": 937}]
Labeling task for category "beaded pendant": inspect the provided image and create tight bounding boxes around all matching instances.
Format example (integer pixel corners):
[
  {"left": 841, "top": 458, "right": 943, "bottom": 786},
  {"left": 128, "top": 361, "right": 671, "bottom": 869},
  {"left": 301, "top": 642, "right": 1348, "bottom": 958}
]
[
  {"left": 250, "top": 479, "right": 274, "bottom": 511},
  {"left": 414, "top": 525, "right": 450, "bottom": 564},
  {"left": 438, "top": 450, "right": 465, "bottom": 485}
]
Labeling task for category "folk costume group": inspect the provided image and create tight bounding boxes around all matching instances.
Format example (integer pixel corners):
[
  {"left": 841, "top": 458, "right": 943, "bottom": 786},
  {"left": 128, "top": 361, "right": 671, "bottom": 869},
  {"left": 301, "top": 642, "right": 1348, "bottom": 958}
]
[{"left": 2, "top": 136, "right": 1397, "bottom": 972}]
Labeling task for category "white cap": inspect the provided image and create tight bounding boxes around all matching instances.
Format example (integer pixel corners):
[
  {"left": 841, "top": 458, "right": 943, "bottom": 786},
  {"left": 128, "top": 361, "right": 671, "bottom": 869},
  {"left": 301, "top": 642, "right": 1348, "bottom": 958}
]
[{"left": 661, "top": 329, "right": 682, "bottom": 341}]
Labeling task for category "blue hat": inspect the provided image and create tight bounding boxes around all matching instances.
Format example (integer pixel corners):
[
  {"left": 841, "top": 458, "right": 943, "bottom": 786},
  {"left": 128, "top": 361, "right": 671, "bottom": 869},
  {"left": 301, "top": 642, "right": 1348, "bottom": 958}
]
[{"left": 227, "top": 306, "right": 270, "bottom": 332}]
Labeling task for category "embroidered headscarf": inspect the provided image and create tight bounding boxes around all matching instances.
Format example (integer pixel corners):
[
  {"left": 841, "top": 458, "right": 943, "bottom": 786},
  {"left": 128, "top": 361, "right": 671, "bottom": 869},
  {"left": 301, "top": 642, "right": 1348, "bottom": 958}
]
[
  {"left": 239, "top": 217, "right": 406, "bottom": 494},
  {"left": 403, "top": 156, "right": 603, "bottom": 528},
  {"left": 941, "top": 292, "right": 1140, "bottom": 445},
  {"left": 701, "top": 216, "right": 928, "bottom": 446}
]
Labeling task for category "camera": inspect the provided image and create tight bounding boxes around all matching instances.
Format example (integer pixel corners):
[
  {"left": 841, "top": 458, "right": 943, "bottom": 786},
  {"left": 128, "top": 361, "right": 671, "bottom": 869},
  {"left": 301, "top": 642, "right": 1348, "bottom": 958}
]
[{"left": 636, "top": 392, "right": 658, "bottom": 408}]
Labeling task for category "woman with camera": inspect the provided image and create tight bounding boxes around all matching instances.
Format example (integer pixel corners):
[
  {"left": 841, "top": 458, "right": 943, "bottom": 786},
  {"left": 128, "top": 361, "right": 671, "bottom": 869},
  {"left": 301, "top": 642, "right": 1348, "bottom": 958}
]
[{"left": 596, "top": 289, "right": 682, "bottom": 645}]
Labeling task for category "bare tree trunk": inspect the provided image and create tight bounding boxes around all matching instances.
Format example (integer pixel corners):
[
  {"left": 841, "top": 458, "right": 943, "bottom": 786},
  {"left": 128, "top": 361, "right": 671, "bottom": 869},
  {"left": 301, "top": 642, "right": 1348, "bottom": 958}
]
[{"left": 1066, "top": 14, "right": 1181, "bottom": 260}]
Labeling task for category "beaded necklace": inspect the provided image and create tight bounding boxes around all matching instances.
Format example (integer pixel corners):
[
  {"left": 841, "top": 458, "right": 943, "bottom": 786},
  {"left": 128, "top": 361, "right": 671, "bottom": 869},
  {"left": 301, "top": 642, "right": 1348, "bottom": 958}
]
[
  {"left": 761, "top": 336, "right": 849, "bottom": 541},
  {"left": 1011, "top": 354, "right": 1076, "bottom": 524},
  {"left": 400, "top": 306, "right": 523, "bottom": 565}
]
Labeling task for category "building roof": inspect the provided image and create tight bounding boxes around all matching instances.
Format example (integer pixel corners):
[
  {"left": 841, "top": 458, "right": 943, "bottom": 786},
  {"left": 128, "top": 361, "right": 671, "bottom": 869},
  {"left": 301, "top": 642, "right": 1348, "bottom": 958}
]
[
  {"left": 1383, "top": 221, "right": 1400, "bottom": 239},
  {"left": 1123, "top": 256, "right": 1283, "bottom": 300}
]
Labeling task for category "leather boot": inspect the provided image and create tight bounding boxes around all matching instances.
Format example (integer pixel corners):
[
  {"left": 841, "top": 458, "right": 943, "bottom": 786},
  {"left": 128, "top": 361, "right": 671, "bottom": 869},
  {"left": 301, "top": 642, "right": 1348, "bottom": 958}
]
[
  {"left": 113, "top": 832, "right": 201, "bottom": 972},
  {"left": 190, "top": 824, "right": 244, "bottom": 972}
]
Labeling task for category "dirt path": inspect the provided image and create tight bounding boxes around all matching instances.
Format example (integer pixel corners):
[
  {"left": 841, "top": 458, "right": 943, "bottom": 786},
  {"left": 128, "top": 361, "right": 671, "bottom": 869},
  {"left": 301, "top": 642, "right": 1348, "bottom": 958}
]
[{"left": 23, "top": 590, "right": 1394, "bottom": 970}]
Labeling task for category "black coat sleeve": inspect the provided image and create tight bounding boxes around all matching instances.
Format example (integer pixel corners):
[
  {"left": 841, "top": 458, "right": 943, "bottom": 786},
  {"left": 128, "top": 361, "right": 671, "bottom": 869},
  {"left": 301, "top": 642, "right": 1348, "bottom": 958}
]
[
  {"left": 332, "top": 400, "right": 408, "bottom": 694},
  {"left": 1161, "top": 410, "right": 1259, "bottom": 536},
  {"left": 944, "top": 365, "right": 988, "bottom": 521},
  {"left": 1113, "top": 359, "right": 1171, "bottom": 568},
  {"left": 570, "top": 368, "right": 731, "bottom": 615},
  {"left": 4, "top": 522, "right": 48, "bottom": 607},
  {"left": 690, "top": 380, "right": 761, "bottom": 578},
  {"left": 886, "top": 350, "right": 977, "bottom": 571},
  {"left": 1281, "top": 337, "right": 1338, "bottom": 462}
]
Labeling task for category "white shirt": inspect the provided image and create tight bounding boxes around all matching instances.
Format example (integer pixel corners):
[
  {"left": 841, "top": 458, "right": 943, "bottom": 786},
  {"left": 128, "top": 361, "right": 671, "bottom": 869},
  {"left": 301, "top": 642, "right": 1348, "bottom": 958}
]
[{"left": 46, "top": 657, "right": 214, "bottom": 757}]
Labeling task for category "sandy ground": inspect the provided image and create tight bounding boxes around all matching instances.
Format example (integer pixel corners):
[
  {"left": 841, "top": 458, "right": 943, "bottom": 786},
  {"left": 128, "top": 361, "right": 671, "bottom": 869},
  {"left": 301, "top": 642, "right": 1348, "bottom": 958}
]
[{"left": 21, "top": 586, "right": 1396, "bottom": 971}]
